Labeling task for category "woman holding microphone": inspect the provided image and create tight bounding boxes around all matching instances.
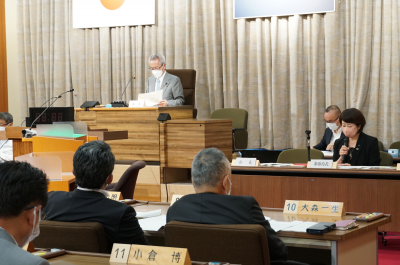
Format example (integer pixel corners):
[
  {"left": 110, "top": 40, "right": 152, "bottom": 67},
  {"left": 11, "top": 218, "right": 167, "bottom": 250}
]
[{"left": 333, "top": 108, "right": 381, "bottom": 166}]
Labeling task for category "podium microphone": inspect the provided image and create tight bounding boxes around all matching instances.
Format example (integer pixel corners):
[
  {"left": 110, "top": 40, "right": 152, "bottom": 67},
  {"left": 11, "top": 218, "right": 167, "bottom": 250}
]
[
  {"left": 305, "top": 130, "right": 311, "bottom": 161},
  {"left": 22, "top": 89, "right": 75, "bottom": 138},
  {"left": 342, "top": 137, "right": 349, "bottom": 162},
  {"left": 111, "top": 77, "right": 135, "bottom": 107}
]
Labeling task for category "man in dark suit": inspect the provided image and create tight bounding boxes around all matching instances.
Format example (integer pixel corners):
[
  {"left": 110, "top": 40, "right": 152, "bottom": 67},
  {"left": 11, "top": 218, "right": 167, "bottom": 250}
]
[
  {"left": 0, "top": 161, "right": 49, "bottom": 265},
  {"left": 146, "top": 53, "right": 185, "bottom": 106},
  {"left": 313, "top": 105, "right": 345, "bottom": 150},
  {"left": 167, "top": 148, "right": 288, "bottom": 262},
  {"left": 44, "top": 141, "right": 149, "bottom": 252}
]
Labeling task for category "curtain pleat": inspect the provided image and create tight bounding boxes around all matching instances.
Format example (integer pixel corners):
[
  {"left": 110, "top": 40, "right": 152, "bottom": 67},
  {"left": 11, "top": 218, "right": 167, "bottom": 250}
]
[{"left": 17, "top": 0, "right": 400, "bottom": 149}]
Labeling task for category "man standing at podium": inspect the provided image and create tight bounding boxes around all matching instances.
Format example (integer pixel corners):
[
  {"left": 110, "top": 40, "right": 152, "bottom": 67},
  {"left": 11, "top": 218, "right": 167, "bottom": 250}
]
[
  {"left": 146, "top": 53, "right": 185, "bottom": 107},
  {"left": 0, "top": 112, "right": 13, "bottom": 163}
]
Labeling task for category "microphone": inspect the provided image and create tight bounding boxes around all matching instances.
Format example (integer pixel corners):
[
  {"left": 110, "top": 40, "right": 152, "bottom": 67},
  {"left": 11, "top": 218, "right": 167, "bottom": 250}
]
[
  {"left": 39, "top": 89, "right": 74, "bottom": 107},
  {"left": 342, "top": 137, "right": 349, "bottom": 162},
  {"left": 305, "top": 130, "right": 311, "bottom": 161},
  {"left": 111, "top": 77, "right": 135, "bottom": 107},
  {"left": 22, "top": 89, "right": 75, "bottom": 138}
]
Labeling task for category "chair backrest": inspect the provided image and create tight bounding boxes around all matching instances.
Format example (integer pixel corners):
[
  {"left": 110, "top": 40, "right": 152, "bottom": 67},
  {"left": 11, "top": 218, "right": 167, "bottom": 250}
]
[
  {"left": 32, "top": 221, "right": 109, "bottom": 253},
  {"left": 166, "top": 69, "right": 196, "bottom": 107},
  {"left": 389, "top": 141, "right": 400, "bottom": 150},
  {"left": 111, "top": 160, "right": 146, "bottom": 199},
  {"left": 165, "top": 221, "right": 270, "bottom": 265},
  {"left": 277, "top": 149, "right": 324, "bottom": 164},
  {"left": 380, "top": 151, "right": 393, "bottom": 166},
  {"left": 210, "top": 108, "right": 248, "bottom": 129},
  {"left": 378, "top": 141, "right": 384, "bottom": 151}
]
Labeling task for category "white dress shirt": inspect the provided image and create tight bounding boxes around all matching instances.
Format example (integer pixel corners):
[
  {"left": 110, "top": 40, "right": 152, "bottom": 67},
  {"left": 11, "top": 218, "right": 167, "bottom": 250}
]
[
  {"left": 154, "top": 71, "right": 166, "bottom": 91},
  {"left": 0, "top": 140, "right": 13, "bottom": 163},
  {"left": 77, "top": 186, "right": 109, "bottom": 197},
  {"left": 330, "top": 127, "right": 343, "bottom": 144}
]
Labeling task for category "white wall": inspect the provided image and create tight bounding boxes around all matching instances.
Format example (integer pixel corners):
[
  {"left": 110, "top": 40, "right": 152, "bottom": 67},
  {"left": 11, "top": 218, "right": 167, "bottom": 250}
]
[{"left": 5, "top": 0, "right": 21, "bottom": 126}]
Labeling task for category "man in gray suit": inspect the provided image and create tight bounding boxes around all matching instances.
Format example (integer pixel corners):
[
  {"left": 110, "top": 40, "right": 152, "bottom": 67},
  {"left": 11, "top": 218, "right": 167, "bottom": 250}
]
[
  {"left": 146, "top": 53, "right": 185, "bottom": 106},
  {"left": 0, "top": 161, "right": 49, "bottom": 265}
]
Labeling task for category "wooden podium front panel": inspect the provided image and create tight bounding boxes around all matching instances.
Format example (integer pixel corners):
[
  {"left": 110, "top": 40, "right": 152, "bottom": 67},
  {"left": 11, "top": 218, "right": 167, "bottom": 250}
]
[
  {"left": 76, "top": 107, "right": 193, "bottom": 161},
  {"left": 164, "top": 120, "right": 232, "bottom": 168}
]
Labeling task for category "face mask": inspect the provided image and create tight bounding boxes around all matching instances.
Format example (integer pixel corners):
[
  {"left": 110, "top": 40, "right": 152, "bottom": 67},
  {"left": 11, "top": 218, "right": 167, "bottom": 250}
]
[
  {"left": 326, "top": 122, "right": 339, "bottom": 132},
  {"left": 152, "top": 70, "right": 163, "bottom": 79},
  {"left": 224, "top": 177, "right": 232, "bottom": 195},
  {"left": 28, "top": 208, "right": 41, "bottom": 243},
  {"left": 0, "top": 127, "right": 5, "bottom": 131}
]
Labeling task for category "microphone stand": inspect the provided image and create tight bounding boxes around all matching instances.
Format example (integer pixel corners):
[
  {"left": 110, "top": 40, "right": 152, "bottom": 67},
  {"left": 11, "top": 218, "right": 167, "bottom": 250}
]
[
  {"left": 305, "top": 130, "right": 311, "bottom": 161},
  {"left": 111, "top": 77, "right": 135, "bottom": 107}
]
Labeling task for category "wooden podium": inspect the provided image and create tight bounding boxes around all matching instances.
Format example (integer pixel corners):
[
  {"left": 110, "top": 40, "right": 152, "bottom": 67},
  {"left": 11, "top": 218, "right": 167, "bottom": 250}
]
[{"left": 76, "top": 107, "right": 233, "bottom": 201}]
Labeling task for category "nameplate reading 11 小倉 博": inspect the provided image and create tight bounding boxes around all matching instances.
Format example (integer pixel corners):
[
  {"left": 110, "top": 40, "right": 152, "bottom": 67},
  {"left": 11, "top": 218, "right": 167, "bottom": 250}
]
[
  {"left": 107, "top": 191, "right": 123, "bottom": 201},
  {"left": 110, "top": 244, "right": 191, "bottom": 265},
  {"left": 283, "top": 200, "right": 345, "bottom": 217}
]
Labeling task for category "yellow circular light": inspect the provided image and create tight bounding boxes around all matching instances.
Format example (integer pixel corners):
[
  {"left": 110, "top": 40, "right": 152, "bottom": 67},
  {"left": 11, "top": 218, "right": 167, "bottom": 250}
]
[{"left": 100, "top": 0, "right": 125, "bottom": 10}]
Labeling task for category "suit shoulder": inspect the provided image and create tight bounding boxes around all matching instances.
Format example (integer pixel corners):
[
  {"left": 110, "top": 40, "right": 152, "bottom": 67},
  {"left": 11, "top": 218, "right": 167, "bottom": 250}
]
[
  {"left": 0, "top": 239, "right": 49, "bottom": 265},
  {"left": 167, "top": 73, "right": 181, "bottom": 81},
  {"left": 48, "top": 191, "right": 69, "bottom": 198}
]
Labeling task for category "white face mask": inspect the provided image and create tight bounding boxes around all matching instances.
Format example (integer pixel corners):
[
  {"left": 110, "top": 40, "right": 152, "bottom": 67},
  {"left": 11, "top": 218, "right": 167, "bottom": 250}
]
[
  {"left": 0, "top": 127, "right": 5, "bottom": 131},
  {"left": 326, "top": 122, "right": 339, "bottom": 132},
  {"left": 152, "top": 70, "right": 163, "bottom": 79},
  {"left": 224, "top": 177, "right": 232, "bottom": 195},
  {"left": 23, "top": 207, "right": 41, "bottom": 246}
]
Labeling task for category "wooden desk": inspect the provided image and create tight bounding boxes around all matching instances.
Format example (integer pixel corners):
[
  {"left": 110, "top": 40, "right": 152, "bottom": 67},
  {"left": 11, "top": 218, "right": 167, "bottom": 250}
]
[
  {"left": 132, "top": 202, "right": 391, "bottom": 265},
  {"left": 231, "top": 166, "right": 400, "bottom": 232},
  {"left": 48, "top": 175, "right": 76, "bottom": 192},
  {"left": 47, "top": 250, "right": 238, "bottom": 265}
]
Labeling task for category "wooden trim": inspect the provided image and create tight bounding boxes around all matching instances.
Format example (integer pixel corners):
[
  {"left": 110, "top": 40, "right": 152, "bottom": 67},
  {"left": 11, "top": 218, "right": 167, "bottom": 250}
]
[{"left": 0, "top": 0, "right": 8, "bottom": 112}]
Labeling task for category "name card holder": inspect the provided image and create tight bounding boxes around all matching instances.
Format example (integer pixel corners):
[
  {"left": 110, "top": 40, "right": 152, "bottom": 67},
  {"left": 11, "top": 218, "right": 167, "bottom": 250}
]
[
  {"left": 107, "top": 191, "right": 123, "bottom": 201},
  {"left": 283, "top": 200, "right": 345, "bottom": 217},
  {"left": 233, "top": 157, "right": 260, "bottom": 167},
  {"left": 307, "top": 160, "right": 338, "bottom": 169},
  {"left": 397, "top": 164, "right": 400, "bottom": 171},
  {"left": 110, "top": 244, "right": 191, "bottom": 265},
  {"left": 170, "top": 194, "right": 184, "bottom": 206}
]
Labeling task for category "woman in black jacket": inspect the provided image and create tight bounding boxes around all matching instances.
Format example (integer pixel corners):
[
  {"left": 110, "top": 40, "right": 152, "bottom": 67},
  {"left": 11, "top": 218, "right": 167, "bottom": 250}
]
[{"left": 333, "top": 108, "right": 381, "bottom": 166}]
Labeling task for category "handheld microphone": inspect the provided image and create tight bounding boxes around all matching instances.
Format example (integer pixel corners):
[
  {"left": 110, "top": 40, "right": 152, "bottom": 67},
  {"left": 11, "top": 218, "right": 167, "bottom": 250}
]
[
  {"left": 22, "top": 89, "right": 75, "bottom": 138},
  {"left": 342, "top": 137, "right": 349, "bottom": 162},
  {"left": 111, "top": 77, "right": 135, "bottom": 107}
]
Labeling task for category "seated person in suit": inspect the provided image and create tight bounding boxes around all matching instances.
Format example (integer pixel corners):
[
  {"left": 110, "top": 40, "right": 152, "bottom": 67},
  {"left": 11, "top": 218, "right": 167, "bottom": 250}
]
[
  {"left": 0, "top": 112, "right": 14, "bottom": 163},
  {"left": 146, "top": 53, "right": 185, "bottom": 106},
  {"left": 167, "top": 148, "right": 288, "bottom": 262},
  {"left": 333, "top": 108, "right": 381, "bottom": 166},
  {"left": 44, "top": 141, "right": 149, "bottom": 251},
  {"left": 313, "top": 105, "right": 344, "bottom": 150},
  {"left": 0, "top": 161, "right": 49, "bottom": 265}
]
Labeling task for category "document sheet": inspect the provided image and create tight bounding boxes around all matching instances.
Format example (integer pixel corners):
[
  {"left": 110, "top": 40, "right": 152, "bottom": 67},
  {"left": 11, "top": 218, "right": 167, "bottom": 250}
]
[
  {"left": 138, "top": 215, "right": 166, "bottom": 231},
  {"left": 136, "top": 209, "right": 162, "bottom": 219},
  {"left": 138, "top": 90, "right": 163, "bottom": 106}
]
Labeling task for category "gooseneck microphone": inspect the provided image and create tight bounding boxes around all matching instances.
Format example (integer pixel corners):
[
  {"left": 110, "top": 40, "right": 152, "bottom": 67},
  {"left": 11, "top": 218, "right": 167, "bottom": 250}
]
[
  {"left": 305, "top": 130, "right": 311, "bottom": 161},
  {"left": 22, "top": 89, "right": 75, "bottom": 138},
  {"left": 39, "top": 89, "right": 74, "bottom": 107},
  {"left": 342, "top": 137, "right": 349, "bottom": 162},
  {"left": 111, "top": 77, "right": 136, "bottom": 107}
]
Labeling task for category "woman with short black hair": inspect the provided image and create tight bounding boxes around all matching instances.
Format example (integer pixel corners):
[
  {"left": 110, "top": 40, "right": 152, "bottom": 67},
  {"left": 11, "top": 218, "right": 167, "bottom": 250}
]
[{"left": 333, "top": 108, "right": 381, "bottom": 166}]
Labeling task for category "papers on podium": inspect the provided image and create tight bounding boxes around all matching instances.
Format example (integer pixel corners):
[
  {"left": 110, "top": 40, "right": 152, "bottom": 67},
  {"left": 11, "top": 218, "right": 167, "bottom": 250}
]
[{"left": 138, "top": 89, "right": 163, "bottom": 106}]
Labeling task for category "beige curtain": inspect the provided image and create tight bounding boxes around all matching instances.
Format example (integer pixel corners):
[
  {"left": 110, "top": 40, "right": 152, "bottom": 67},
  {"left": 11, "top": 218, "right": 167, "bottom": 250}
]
[{"left": 17, "top": 0, "right": 400, "bottom": 149}]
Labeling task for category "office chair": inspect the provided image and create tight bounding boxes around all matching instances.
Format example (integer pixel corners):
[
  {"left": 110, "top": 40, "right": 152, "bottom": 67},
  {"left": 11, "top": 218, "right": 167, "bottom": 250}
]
[
  {"left": 105, "top": 160, "right": 146, "bottom": 199},
  {"left": 378, "top": 141, "right": 384, "bottom": 151},
  {"left": 277, "top": 149, "right": 324, "bottom": 164},
  {"left": 210, "top": 108, "right": 248, "bottom": 152},
  {"left": 379, "top": 151, "right": 393, "bottom": 166},
  {"left": 389, "top": 141, "right": 400, "bottom": 150},
  {"left": 166, "top": 69, "right": 197, "bottom": 118},
  {"left": 33, "top": 221, "right": 109, "bottom": 253}
]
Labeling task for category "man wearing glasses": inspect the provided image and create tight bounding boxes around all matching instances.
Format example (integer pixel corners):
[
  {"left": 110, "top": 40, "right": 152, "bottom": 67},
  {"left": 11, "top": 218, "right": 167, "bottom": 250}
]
[
  {"left": 0, "top": 161, "right": 49, "bottom": 265},
  {"left": 146, "top": 53, "right": 185, "bottom": 106},
  {"left": 0, "top": 112, "right": 13, "bottom": 163},
  {"left": 313, "top": 105, "right": 345, "bottom": 151}
]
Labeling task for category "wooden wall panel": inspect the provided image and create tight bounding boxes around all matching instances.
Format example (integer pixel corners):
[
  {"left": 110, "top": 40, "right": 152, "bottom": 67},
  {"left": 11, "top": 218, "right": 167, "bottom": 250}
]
[{"left": 0, "top": 0, "right": 8, "bottom": 112}]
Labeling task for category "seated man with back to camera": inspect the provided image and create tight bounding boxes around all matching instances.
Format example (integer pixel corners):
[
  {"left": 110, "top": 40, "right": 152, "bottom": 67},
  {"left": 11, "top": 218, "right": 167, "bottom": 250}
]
[
  {"left": 167, "top": 148, "right": 289, "bottom": 262},
  {"left": 0, "top": 161, "right": 49, "bottom": 265},
  {"left": 44, "top": 141, "right": 149, "bottom": 252},
  {"left": 312, "top": 105, "right": 344, "bottom": 151},
  {"left": 146, "top": 53, "right": 185, "bottom": 107},
  {"left": 0, "top": 112, "right": 14, "bottom": 163}
]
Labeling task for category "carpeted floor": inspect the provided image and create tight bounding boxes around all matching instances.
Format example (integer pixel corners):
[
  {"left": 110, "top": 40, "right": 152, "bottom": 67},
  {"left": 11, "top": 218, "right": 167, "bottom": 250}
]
[{"left": 378, "top": 232, "right": 400, "bottom": 264}]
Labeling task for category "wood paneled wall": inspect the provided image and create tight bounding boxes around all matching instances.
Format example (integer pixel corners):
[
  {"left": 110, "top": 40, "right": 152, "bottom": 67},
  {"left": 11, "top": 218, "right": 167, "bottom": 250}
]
[{"left": 0, "top": 0, "right": 8, "bottom": 112}]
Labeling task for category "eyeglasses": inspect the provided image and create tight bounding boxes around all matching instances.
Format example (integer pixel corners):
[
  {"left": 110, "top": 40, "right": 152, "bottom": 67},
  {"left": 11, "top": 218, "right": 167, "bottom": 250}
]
[
  {"left": 0, "top": 123, "right": 8, "bottom": 127},
  {"left": 25, "top": 205, "right": 45, "bottom": 221},
  {"left": 325, "top": 116, "right": 340, "bottom": 123},
  {"left": 148, "top": 64, "right": 164, "bottom": 71}
]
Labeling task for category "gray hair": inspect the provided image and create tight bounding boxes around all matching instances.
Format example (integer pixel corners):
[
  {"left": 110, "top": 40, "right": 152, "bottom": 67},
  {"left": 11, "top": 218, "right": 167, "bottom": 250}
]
[
  {"left": 148, "top": 53, "right": 166, "bottom": 65},
  {"left": 191, "top": 148, "right": 230, "bottom": 188},
  {"left": 0, "top": 112, "right": 13, "bottom": 124},
  {"left": 325, "top": 105, "right": 341, "bottom": 114}
]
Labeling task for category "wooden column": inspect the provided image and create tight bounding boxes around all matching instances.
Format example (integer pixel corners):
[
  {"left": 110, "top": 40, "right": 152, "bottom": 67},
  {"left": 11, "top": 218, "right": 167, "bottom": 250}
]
[{"left": 0, "top": 0, "right": 8, "bottom": 112}]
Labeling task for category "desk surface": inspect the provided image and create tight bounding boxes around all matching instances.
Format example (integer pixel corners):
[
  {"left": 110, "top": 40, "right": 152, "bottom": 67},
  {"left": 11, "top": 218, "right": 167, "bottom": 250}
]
[{"left": 131, "top": 202, "right": 391, "bottom": 242}]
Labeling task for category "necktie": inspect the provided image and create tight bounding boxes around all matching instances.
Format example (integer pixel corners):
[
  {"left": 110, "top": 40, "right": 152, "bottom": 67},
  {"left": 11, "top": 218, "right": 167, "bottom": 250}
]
[{"left": 156, "top": 79, "right": 161, "bottom": 91}]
